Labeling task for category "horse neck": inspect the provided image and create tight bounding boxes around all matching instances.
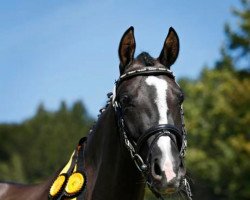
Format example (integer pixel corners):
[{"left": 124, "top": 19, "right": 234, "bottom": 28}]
[{"left": 84, "top": 105, "right": 145, "bottom": 200}]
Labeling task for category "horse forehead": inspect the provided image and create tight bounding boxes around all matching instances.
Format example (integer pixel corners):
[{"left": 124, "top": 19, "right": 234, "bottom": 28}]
[
  {"left": 145, "top": 76, "right": 169, "bottom": 124},
  {"left": 145, "top": 76, "right": 168, "bottom": 91}
]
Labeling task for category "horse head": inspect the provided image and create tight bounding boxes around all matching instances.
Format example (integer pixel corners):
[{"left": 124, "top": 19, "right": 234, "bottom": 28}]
[{"left": 113, "top": 26, "right": 187, "bottom": 196}]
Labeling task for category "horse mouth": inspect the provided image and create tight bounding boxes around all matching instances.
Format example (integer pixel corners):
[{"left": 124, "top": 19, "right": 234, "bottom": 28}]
[
  {"left": 148, "top": 177, "right": 180, "bottom": 196},
  {"left": 164, "top": 187, "right": 177, "bottom": 194},
  {"left": 149, "top": 163, "right": 181, "bottom": 195},
  {"left": 153, "top": 184, "right": 179, "bottom": 195}
]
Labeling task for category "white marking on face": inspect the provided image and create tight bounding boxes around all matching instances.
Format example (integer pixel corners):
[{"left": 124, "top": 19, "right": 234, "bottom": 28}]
[
  {"left": 145, "top": 76, "right": 168, "bottom": 124},
  {"left": 157, "top": 136, "right": 176, "bottom": 181},
  {"left": 145, "top": 77, "right": 176, "bottom": 181}
]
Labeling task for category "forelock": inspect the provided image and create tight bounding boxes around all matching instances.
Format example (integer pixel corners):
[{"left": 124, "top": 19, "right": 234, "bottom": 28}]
[{"left": 136, "top": 52, "right": 155, "bottom": 66}]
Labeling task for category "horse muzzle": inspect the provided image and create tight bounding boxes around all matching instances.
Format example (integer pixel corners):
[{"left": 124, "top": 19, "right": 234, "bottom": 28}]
[{"left": 136, "top": 125, "right": 186, "bottom": 195}]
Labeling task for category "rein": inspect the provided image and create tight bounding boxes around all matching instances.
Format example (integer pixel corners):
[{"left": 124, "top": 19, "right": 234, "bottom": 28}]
[{"left": 111, "top": 67, "right": 192, "bottom": 200}]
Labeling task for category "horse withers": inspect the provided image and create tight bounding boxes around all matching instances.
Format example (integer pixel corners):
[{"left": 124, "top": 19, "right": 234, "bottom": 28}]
[{"left": 0, "top": 27, "right": 191, "bottom": 200}]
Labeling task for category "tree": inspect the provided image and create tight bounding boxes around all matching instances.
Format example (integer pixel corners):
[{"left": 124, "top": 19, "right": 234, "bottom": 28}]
[
  {"left": 223, "top": 0, "right": 250, "bottom": 70},
  {"left": 180, "top": 67, "right": 250, "bottom": 200},
  {"left": 180, "top": 1, "right": 250, "bottom": 199},
  {"left": 0, "top": 101, "right": 93, "bottom": 183}
]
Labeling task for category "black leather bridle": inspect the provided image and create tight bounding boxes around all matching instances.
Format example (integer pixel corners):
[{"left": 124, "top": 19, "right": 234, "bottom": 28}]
[{"left": 111, "top": 67, "right": 192, "bottom": 200}]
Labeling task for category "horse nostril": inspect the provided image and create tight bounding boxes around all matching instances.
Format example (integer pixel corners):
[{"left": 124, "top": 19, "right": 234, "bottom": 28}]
[{"left": 154, "top": 159, "right": 162, "bottom": 177}]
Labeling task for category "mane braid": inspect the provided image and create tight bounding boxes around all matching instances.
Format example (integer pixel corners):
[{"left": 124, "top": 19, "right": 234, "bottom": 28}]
[{"left": 89, "top": 92, "right": 113, "bottom": 134}]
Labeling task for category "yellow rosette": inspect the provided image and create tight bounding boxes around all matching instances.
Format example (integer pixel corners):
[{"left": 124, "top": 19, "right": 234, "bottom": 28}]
[
  {"left": 49, "top": 174, "right": 67, "bottom": 199},
  {"left": 65, "top": 172, "right": 86, "bottom": 197}
]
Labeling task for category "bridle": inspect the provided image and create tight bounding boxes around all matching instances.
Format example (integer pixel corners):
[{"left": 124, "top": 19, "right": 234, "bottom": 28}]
[
  {"left": 111, "top": 67, "right": 192, "bottom": 200},
  {"left": 112, "top": 67, "right": 187, "bottom": 170}
]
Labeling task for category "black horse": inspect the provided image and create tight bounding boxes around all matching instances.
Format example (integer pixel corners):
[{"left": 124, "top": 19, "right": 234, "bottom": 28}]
[{"left": 0, "top": 27, "right": 191, "bottom": 200}]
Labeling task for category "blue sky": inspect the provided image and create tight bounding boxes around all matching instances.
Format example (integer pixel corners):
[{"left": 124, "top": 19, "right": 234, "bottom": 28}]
[{"left": 0, "top": 0, "right": 240, "bottom": 123}]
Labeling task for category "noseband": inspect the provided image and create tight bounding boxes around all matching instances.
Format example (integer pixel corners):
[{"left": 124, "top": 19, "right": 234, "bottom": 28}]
[{"left": 111, "top": 67, "right": 192, "bottom": 200}]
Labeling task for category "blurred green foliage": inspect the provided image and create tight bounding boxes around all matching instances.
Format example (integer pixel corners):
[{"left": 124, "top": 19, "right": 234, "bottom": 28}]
[
  {"left": 181, "top": 67, "right": 250, "bottom": 200},
  {"left": 0, "top": 0, "right": 249, "bottom": 199},
  {"left": 180, "top": 1, "right": 250, "bottom": 199},
  {"left": 0, "top": 101, "right": 93, "bottom": 183}
]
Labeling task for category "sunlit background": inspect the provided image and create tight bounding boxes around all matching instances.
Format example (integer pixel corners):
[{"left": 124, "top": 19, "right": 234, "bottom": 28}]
[
  {"left": 1, "top": 1, "right": 249, "bottom": 200},
  {"left": 0, "top": 0, "right": 239, "bottom": 122}
]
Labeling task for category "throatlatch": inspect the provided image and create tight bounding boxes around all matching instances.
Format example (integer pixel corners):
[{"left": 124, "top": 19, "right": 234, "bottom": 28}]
[{"left": 48, "top": 137, "right": 87, "bottom": 200}]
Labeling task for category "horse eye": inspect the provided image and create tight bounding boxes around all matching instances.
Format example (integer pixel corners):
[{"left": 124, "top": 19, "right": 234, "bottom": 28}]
[{"left": 119, "top": 95, "right": 131, "bottom": 106}]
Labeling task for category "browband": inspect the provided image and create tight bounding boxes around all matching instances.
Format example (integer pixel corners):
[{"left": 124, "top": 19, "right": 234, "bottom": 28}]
[{"left": 116, "top": 67, "right": 175, "bottom": 85}]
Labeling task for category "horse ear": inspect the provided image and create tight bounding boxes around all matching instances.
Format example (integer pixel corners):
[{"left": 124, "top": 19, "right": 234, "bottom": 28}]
[
  {"left": 158, "top": 27, "right": 179, "bottom": 69},
  {"left": 118, "top": 26, "right": 136, "bottom": 74}
]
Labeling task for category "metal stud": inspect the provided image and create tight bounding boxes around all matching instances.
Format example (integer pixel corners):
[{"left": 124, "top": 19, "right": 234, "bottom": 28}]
[{"left": 141, "top": 164, "right": 148, "bottom": 172}]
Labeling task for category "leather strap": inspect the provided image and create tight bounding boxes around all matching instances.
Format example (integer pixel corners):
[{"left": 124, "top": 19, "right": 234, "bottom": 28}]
[{"left": 136, "top": 124, "right": 183, "bottom": 152}]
